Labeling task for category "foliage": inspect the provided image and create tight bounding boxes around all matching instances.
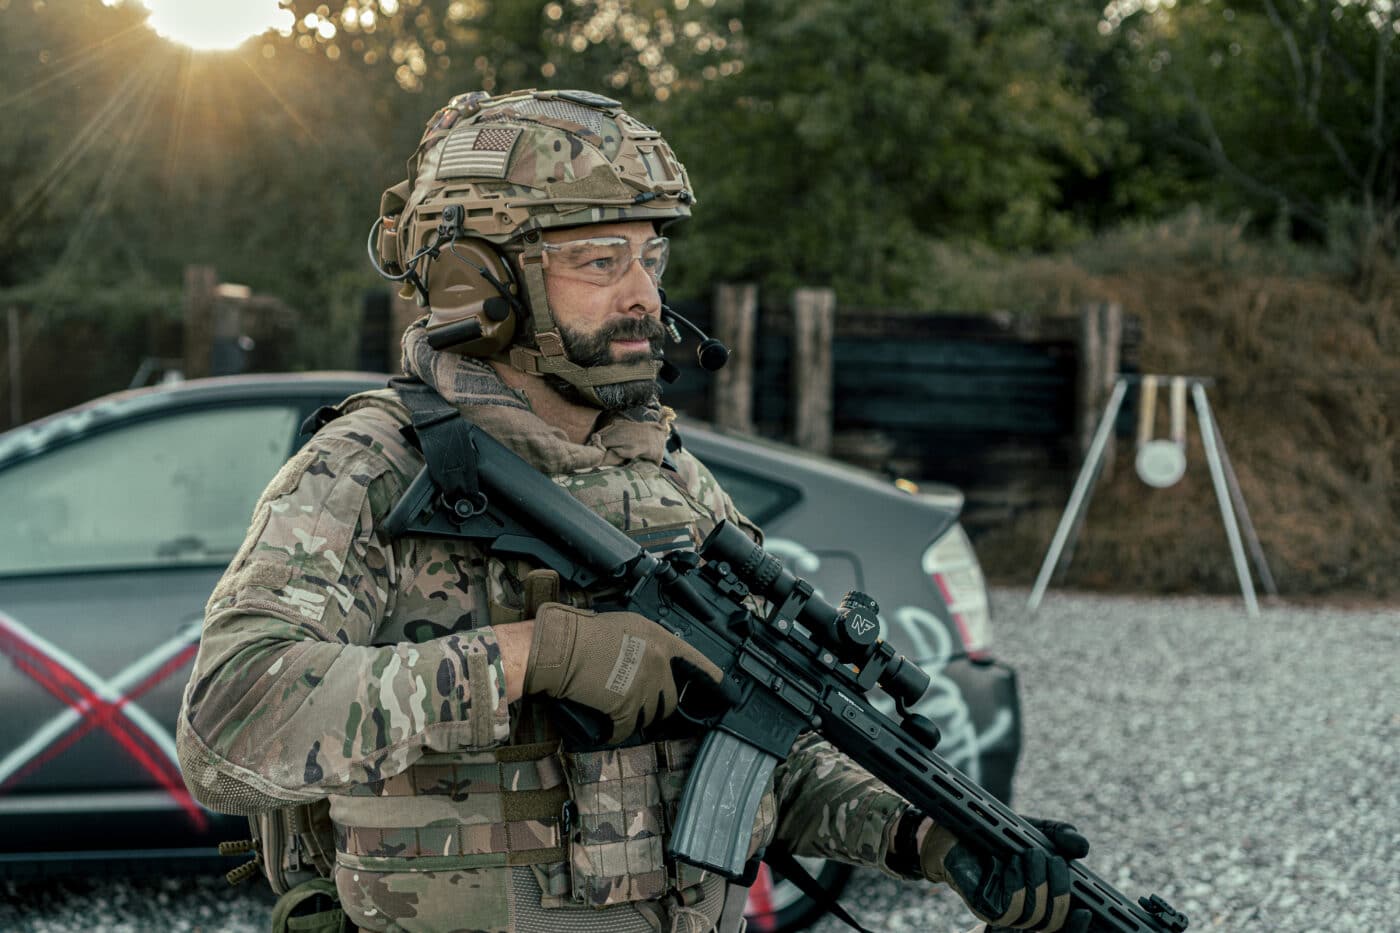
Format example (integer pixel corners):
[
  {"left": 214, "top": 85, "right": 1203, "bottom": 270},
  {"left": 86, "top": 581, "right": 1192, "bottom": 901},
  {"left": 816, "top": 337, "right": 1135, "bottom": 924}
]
[
  {"left": 270, "top": 0, "right": 740, "bottom": 98},
  {"left": 650, "top": 0, "right": 1120, "bottom": 305},
  {"left": 0, "top": 0, "right": 401, "bottom": 366},
  {"left": 1104, "top": 0, "right": 1400, "bottom": 283},
  {"left": 1, "top": 0, "right": 1395, "bottom": 327},
  {"left": 967, "top": 210, "right": 1400, "bottom": 597}
]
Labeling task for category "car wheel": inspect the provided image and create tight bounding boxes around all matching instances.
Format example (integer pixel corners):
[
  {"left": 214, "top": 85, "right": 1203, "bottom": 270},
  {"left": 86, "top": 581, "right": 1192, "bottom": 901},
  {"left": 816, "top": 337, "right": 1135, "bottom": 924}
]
[{"left": 744, "top": 858, "right": 854, "bottom": 933}]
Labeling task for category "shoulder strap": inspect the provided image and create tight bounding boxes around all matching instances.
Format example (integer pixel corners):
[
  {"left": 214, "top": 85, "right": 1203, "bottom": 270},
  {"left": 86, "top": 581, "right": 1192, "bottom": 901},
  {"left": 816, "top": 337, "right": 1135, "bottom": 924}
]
[
  {"left": 299, "top": 405, "right": 342, "bottom": 439},
  {"left": 661, "top": 425, "right": 683, "bottom": 474},
  {"left": 389, "top": 376, "right": 484, "bottom": 514}
]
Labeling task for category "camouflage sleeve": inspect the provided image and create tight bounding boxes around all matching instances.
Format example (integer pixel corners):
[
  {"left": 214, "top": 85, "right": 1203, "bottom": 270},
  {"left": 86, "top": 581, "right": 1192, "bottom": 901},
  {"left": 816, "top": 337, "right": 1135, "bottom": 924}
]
[
  {"left": 177, "top": 422, "right": 510, "bottom": 814},
  {"left": 769, "top": 732, "right": 915, "bottom": 878}
]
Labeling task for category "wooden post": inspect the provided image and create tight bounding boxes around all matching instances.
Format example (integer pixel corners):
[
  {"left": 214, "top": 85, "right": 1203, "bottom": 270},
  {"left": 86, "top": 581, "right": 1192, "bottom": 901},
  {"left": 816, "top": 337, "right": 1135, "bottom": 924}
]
[
  {"left": 1076, "top": 303, "right": 1101, "bottom": 464},
  {"left": 210, "top": 282, "right": 251, "bottom": 376},
  {"left": 791, "top": 287, "right": 835, "bottom": 455},
  {"left": 182, "top": 265, "right": 219, "bottom": 380},
  {"left": 1099, "top": 302, "right": 1122, "bottom": 474},
  {"left": 6, "top": 307, "right": 20, "bottom": 427},
  {"left": 711, "top": 282, "right": 757, "bottom": 433},
  {"left": 1077, "top": 302, "right": 1122, "bottom": 471}
]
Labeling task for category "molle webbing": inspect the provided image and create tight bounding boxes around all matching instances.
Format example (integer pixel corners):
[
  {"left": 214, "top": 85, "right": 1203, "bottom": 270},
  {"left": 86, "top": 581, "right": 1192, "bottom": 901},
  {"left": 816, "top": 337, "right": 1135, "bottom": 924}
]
[
  {"left": 329, "top": 742, "right": 568, "bottom": 871},
  {"left": 565, "top": 738, "right": 703, "bottom": 908}
]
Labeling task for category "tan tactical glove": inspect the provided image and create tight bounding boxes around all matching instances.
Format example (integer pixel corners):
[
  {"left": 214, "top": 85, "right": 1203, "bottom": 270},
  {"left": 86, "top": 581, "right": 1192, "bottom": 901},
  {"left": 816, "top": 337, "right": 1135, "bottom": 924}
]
[
  {"left": 920, "top": 817, "right": 1091, "bottom": 932},
  {"left": 523, "top": 602, "right": 723, "bottom": 744}
]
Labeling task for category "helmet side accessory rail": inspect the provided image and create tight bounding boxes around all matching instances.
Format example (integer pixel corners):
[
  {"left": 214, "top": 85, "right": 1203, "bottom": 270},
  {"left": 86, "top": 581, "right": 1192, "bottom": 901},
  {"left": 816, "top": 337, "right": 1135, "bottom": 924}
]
[{"left": 365, "top": 215, "right": 435, "bottom": 303}]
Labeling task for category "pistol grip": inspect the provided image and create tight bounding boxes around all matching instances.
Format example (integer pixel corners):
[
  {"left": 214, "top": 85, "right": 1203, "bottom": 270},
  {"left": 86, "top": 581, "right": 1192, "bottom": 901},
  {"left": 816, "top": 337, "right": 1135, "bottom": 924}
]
[
  {"left": 552, "top": 700, "right": 614, "bottom": 751},
  {"left": 667, "top": 731, "right": 778, "bottom": 879}
]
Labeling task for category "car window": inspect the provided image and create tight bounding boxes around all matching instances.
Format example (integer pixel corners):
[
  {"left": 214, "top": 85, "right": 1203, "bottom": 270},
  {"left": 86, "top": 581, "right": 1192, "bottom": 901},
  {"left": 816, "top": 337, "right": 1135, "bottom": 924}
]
[
  {"left": 0, "top": 405, "right": 300, "bottom": 575},
  {"left": 703, "top": 463, "right": 801, "bottom": 526}
]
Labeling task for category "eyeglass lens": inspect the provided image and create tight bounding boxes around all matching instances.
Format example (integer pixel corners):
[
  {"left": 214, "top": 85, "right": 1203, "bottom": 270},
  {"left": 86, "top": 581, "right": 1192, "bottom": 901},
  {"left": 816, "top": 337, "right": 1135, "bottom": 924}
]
[{"left": 542, "top": 236, "right": 669, "bottom": 286}]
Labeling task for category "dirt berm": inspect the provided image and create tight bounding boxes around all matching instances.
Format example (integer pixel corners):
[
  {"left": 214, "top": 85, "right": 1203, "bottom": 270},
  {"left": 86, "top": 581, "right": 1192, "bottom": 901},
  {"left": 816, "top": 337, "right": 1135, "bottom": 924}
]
[{"left": 971, "top": 226, "right": 1398, "bottom": 601}]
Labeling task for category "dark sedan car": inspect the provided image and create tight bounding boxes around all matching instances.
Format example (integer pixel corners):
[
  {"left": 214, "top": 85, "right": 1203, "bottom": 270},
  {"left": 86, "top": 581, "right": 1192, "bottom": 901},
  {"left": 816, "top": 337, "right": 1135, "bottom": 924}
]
[{"left": 0, "top": 373, "right": 1019, "bottom": 930}]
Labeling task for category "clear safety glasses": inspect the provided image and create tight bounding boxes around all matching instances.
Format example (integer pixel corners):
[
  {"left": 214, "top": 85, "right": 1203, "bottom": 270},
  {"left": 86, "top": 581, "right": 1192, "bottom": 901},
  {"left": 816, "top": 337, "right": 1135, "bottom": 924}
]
[{"left": 540, "top": 236, "right": 669, "bottom": 287}]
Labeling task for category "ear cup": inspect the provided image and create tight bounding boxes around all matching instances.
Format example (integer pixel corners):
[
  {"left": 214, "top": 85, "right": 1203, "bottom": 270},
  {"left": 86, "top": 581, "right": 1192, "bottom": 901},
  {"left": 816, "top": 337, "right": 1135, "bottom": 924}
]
[{"left": 423, "top": 238, "right": 519, "bottom": 356}]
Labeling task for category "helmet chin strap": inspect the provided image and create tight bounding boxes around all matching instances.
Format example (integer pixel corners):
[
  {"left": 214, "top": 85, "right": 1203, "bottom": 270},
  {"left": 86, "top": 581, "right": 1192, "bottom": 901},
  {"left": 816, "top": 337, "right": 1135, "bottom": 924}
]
[{"left": 506, "top": 238, "right": 662, "bottom": 407}]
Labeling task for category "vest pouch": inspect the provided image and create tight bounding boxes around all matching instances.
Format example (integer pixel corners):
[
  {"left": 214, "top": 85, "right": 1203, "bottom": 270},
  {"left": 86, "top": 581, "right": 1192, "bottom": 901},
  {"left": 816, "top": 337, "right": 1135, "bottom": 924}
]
[
  {"left": 655, "top": 738, "right": 707, "bottom": 890},
  {"left": 251, "top": 800, "right": 337, "bottom": 895},
  {"left": 271, "top": 878, "right": 347, "bottom": 933},
  {"left": 561, "top": 744, "right": 672, "bottom": 907},
  {"left": 326, "top": 746, "right": 569, "bottom": 931},
  {"left": 560, "top": 736, "right": 778, "bottom": 908}
]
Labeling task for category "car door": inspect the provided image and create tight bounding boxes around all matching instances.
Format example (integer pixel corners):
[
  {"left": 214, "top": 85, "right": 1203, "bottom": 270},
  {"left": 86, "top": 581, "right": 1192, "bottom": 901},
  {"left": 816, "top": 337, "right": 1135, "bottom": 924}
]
[{"left": 0, "top": 399, "right": 308, "bottom": 853}]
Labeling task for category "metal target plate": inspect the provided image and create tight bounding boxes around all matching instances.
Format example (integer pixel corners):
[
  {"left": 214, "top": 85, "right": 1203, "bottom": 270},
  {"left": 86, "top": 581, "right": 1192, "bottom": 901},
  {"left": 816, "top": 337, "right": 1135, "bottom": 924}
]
[{"left": 1136, "top": 440, "right": 1187, "bottom": 488}]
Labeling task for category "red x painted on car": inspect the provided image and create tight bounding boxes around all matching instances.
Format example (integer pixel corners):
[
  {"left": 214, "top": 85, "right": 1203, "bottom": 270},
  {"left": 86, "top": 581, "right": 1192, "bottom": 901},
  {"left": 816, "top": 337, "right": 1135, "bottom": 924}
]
[{"left": 0, "top": 611, "right": 207, "bottom": 830}]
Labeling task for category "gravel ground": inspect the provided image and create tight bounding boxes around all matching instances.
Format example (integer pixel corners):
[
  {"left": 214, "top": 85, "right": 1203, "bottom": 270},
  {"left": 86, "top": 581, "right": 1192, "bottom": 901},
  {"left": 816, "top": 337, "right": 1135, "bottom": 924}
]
[
  {"left": 810, "top": 589, "right": 1400, "bottom": 933},
  {"left": 1, "top": 590, "right": 1395, "bottom": 932}
]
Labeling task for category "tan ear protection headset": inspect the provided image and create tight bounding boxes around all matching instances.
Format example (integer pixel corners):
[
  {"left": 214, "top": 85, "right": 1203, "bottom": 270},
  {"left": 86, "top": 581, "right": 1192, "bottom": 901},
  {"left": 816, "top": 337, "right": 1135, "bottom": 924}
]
[
  {"left": 370, "top": 199, "right": 525, "bottom": 358},
  {"left": 420, "top": 204, "right": 524, "bottom": 356}
]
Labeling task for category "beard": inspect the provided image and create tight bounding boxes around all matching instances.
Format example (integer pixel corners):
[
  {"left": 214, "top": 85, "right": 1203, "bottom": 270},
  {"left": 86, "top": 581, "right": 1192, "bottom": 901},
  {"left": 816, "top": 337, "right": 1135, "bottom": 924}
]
[{"left": 548, "top": 316, "right": 667, "bottom": 411}]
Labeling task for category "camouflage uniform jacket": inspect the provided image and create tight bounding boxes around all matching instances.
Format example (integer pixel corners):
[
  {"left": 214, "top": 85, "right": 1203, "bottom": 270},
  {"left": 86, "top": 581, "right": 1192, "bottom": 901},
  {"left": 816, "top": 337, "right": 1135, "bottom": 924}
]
[{"left": 177, "top": 352, "right": 920, "bottom": 933}]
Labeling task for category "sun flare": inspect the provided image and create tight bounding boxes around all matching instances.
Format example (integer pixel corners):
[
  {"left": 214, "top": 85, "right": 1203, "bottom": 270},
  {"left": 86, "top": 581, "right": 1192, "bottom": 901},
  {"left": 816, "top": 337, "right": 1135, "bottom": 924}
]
[{"left": 118, "top": 0, "right": 295, "bottom": 52}]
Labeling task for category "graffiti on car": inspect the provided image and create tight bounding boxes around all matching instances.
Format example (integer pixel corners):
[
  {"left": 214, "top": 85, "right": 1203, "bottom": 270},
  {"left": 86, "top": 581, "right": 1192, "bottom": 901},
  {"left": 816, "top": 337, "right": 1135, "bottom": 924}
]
[
  {"left": 0, "top": 610, "right": 207, "bottom": 828},
  {"left": 887, "top": 604, "right": 1016, "bottom": 784}
]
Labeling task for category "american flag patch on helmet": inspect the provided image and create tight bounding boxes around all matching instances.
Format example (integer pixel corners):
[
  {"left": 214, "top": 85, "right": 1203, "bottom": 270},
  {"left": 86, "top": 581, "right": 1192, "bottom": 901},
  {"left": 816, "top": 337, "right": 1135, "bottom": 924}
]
[{"left": 437, "top": 125, "right": 521, "bottom": 179}]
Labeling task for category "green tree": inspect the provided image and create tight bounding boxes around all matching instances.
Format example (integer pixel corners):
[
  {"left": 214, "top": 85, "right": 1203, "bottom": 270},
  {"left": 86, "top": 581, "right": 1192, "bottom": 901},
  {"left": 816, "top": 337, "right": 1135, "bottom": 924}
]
[
  {"left": 3, "top": 0, "right": 1123, "bottom": 319},
  {"left": 1106, "top": 0, "right": 1400, "bottom": 276},
  {"left": 0, "top": 0, "right": 408, "bottom": 365},
  {"left": 647, "top": 0, "right": 1116, "bottom": 305}
]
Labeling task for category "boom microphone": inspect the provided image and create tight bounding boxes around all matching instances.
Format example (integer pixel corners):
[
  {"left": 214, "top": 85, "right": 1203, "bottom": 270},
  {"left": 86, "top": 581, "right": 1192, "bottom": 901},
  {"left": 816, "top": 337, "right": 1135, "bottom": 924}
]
[{"left": 660, "top": 297, "right": 730, "bottom": 373}]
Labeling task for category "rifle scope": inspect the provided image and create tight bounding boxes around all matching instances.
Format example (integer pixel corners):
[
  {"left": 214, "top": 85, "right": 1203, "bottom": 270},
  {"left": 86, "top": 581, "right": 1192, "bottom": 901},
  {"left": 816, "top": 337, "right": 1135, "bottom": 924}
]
[{"left": 700, "top": 521, "right": 930, "bottom": 711}]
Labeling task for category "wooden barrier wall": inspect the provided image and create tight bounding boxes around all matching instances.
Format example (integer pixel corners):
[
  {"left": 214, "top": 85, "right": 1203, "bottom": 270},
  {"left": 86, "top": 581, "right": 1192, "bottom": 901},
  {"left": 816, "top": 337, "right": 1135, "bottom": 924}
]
[{"left": 653, "top": 290, "right": 1140, "bottom": 534}]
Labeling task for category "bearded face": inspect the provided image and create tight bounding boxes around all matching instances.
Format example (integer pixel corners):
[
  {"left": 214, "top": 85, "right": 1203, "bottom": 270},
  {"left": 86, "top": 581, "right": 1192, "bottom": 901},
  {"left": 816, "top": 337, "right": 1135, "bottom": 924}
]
[{"left": 552, "top": 314, "right": 667, "bottom": 411}]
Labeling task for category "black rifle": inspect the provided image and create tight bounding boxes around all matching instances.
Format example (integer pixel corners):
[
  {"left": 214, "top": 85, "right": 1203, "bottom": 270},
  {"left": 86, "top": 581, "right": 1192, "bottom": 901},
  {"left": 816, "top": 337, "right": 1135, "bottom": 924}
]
[{"left": 384, "top": 414, "right": 1189, "bottom": 933}]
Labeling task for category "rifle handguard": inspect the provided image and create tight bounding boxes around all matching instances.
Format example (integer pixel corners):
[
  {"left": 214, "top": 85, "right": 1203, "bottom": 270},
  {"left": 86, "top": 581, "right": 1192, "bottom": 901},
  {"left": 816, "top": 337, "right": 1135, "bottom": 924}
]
[{"left": 667, "top": 730, "right": 779, "bottom": 878}]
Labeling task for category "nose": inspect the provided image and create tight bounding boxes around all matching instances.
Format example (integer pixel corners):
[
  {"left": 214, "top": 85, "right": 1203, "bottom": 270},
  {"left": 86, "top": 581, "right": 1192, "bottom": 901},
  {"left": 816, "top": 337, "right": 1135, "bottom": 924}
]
[{"left": 617, "top": 254, "right": 662, "bottom": 317}]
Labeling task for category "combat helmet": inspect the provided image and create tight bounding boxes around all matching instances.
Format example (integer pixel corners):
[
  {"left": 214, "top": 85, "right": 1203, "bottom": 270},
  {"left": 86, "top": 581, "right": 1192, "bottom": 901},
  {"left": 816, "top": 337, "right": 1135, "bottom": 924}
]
[{"left": 369, "top": 89, "right": 696, "bottom": 403}]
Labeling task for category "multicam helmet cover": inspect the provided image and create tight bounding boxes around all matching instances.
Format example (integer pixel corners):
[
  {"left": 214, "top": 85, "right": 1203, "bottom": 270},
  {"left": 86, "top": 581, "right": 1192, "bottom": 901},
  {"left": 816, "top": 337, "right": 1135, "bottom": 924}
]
[{"left": 373, "top": 89, "right": 696, "bottom": 402}]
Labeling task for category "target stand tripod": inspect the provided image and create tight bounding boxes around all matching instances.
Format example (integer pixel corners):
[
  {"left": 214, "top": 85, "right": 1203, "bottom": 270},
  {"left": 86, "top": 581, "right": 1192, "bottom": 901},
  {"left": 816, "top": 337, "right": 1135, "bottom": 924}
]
[{"left": 1028, "top": 375, "right": 1277, "bottom": 617}]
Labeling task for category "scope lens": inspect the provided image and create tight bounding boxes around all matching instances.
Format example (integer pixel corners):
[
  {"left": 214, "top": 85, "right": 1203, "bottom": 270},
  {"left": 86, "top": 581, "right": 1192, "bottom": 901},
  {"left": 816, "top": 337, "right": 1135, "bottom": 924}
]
[
  {"left": 881, "top": 655, "right": 931, "bottom": 708},
  {"left": 700, "top": 521, "right": 785, "bottom": 597}
]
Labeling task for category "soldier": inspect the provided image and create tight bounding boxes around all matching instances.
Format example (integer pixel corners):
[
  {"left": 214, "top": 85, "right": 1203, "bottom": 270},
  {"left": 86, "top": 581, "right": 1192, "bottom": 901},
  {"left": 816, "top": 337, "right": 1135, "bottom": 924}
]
[{"left": 177, "top": 89, "right": 1090, "bottom": 933}]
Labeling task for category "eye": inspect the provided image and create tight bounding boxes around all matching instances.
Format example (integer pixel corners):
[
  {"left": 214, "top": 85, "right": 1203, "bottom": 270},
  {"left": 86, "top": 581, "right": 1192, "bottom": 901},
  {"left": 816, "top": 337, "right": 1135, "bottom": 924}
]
[
  {"left": 639, "top": 239, "right": 668, "bottom": 274},
  {"left": 561, "top": 246, "right": 617, "bottom": 270}
]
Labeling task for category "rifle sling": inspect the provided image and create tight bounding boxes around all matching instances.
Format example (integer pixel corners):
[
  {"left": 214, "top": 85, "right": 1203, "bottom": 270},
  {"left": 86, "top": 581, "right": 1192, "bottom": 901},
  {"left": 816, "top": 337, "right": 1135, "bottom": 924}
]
[{"left": 765, "top": 848, "right": 875, "bottom": 933}]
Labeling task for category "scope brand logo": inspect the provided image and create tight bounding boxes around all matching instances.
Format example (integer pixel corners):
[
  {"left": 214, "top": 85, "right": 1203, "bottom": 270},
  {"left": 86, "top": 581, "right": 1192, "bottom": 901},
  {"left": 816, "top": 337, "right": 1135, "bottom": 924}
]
[
  {"left": 760, "top": 538, "right": 1010, "bottom": 783},
  {"left": 0, "top": 610, "right": 207, "bottom": 829}
]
